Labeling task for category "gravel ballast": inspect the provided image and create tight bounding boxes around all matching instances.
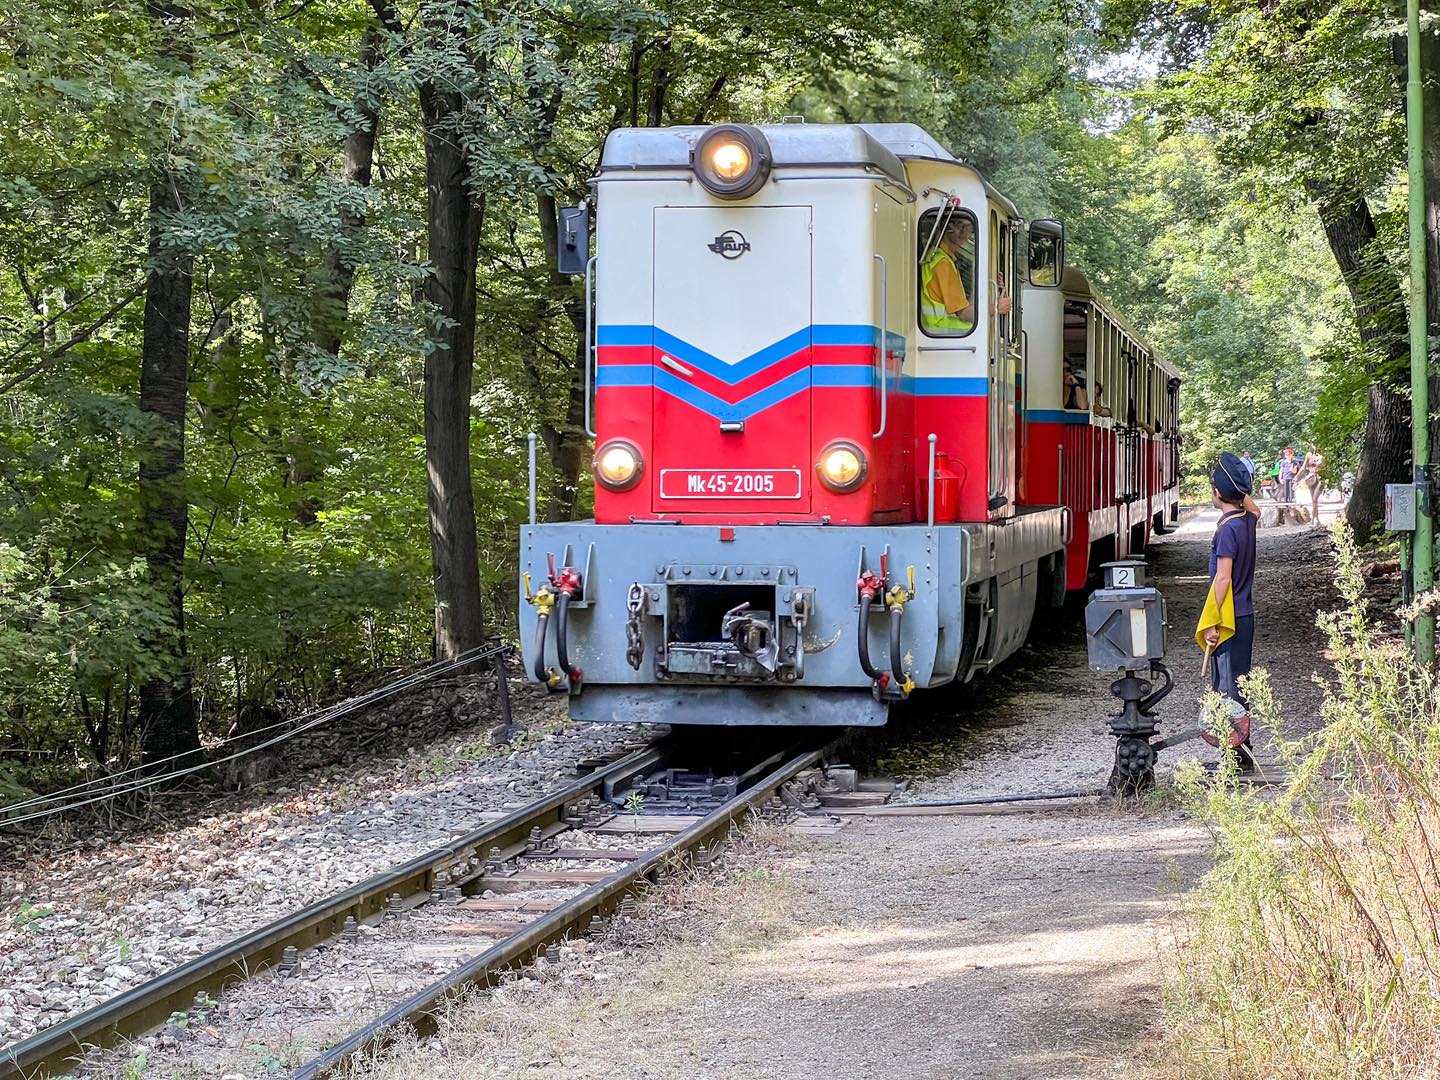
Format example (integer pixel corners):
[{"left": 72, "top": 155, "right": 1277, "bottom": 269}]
[
  {"left": 339, "top": 508, "right": 1348, "bottom": 1080},
  {"left": 0, "top": 699, "right": 653, "bottom": 1049}
]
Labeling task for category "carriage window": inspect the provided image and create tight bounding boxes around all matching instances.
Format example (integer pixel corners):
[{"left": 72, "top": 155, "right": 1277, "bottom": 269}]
[
  {"left": 1093, "top": 319, "right": 1115, "bottom": 418},
  {"left": 917, "top": 207, "right": 978, "bottom": 338},
  {"left": 1062, "top": 300, "right": 1089, "bottom": 411}
]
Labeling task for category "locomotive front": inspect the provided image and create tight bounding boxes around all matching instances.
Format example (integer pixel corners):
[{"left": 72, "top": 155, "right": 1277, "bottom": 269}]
[{"left": 519, "top": 122, "right": 1068, "bottom": 726}]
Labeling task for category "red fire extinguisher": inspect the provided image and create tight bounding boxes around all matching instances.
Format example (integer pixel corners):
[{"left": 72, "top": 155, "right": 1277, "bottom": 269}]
[{"left": 932, "top": 451, "right": 960, "bottom": 523}]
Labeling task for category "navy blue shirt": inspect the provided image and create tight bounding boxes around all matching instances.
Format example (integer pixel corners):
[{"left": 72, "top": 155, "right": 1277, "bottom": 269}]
[{"left": 1210, "top": 509, "right": 1257, "bottom": 617}]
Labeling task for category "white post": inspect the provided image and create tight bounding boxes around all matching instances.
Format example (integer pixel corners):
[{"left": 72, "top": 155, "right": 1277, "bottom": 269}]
[
  {"left": 927, "top": 433, "right": 938, "bottom": 527},
  {"left": 527, "top": 432, "right": 537, "bottom": 525}
]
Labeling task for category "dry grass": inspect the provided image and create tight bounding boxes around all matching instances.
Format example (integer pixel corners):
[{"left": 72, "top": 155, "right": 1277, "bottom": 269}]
[
  {"left": 1155, "top": 526, "right": 1440, "bottom": 1080},
  {"left": 340, "top": 814, "right": 806, "bottom": 1080}
]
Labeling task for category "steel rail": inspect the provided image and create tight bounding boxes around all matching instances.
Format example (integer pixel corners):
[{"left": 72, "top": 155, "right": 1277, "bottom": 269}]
[
  {"left": 287, "top": 741, "right": 829, "bottom": 1080},
  {"left": 0, "top": 742, "right": 669, "bottom": 1080}
]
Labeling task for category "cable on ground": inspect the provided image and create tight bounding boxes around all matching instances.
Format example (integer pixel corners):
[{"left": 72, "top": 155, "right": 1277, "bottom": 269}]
[{"left": 0, "top": 643, "right": 508, "bottom": 827}]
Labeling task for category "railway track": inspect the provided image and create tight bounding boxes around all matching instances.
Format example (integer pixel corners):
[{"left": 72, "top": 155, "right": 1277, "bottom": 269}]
[{"left": 1, "top": 734, "right": 831, "bottom": 1079}]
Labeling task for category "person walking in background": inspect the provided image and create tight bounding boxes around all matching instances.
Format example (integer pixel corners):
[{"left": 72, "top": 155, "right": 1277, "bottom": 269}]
[
  {"left": 1296, "top": 444, "right": 1324, "bottom": 526},
  {"left": 1240, "top": 450, "right": 1257, "bottom": 486},
  {"left": 1277, "top": 447, "right": 1299, "bottom": 503},
  {"left": 1202, "top": 452, "right": 1260, "bottom": 772}
]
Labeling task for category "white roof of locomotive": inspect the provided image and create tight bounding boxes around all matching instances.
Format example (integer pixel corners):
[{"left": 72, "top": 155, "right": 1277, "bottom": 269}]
[
  {"left": 597, "top": 122, "right": 1023, "bottom": 228},
  {"left": 598, "top": 122, "right": 1023, "bottom": 218},
  {"left": 599, "top": 123, "right": 912, "bottom": 186}
]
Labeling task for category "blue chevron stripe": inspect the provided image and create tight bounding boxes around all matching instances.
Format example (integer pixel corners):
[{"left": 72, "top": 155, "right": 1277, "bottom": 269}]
[
  {"left": 596, "top": 368, "right": 990, "bottom": 402},
  {"left": 811, "top": 365, "right": 877, "bottom": 388},
  {"left": 901, "top": 376, "right": 988, "bottom": 396},
  {"left": 1027, "top": 409, "right": 1093, "bottom": 424},
  {"left": 651, "top": 327, "right": 811, "bottom": 384},
  {"left": 653, "top": 368, "right": 812, "bottom": 422},
  {"left": 594, "top": 325, "right": 653, "bottom": 347},
  {"left": 595, "top": 366, "right": 654, "bottom": 387},
  {"left": 596, "top": 324, "right": 905, "bottom": 388}
]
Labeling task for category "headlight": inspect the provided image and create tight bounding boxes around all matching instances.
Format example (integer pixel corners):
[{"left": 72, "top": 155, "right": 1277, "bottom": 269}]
[
  {"left": 693, "top": 125, "right": 771, "bottom": 199},
  {"left": 710, "top": 140, "right": 751, "bottom": 180},
  {"left": 594, "top": 440, "right": 643, "bottom": 491},
  {"left": 817, "top": 441, "right": 867, "bottom": 493}
]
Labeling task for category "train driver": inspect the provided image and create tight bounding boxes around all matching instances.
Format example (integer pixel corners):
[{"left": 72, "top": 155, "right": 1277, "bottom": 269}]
[{"left": 920, "top": 214, "right": 977, "bottom": 335}]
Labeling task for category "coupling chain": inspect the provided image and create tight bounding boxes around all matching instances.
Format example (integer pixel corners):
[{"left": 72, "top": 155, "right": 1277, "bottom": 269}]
[{"left": 624, "top": 583, "right": 645, "bottom": 670}]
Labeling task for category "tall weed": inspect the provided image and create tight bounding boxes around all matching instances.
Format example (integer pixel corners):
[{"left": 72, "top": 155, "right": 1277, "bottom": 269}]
[{"left": 1163, "top": 526, "right": 1440, "bottom": 1079}]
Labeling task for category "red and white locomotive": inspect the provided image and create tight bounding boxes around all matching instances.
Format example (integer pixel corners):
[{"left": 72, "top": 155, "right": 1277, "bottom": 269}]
[{"left": 520, "top": 122, "right": 1180, "bottom": 726}]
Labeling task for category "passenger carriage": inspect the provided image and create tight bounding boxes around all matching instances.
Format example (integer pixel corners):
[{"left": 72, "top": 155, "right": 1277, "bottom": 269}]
[
  {"left": 518, "top": 121, "right": 1179, "bottom": 727},
  {"left": 1021, "top": 269, "right": 1182, "bottom": 593}
]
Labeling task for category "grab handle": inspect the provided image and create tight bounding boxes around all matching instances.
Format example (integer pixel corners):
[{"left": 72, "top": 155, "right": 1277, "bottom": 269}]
[
  {"left": 583, "top": 255, "right": 598, "bottom": 438},
  {"left": 872, "top": 253, "right": 888, "bottom": 439}
]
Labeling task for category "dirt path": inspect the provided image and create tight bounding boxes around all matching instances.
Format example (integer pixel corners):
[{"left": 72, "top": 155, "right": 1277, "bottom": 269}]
[{"left": 351, "top": 512, "right": 1346, "bottom": 1080}]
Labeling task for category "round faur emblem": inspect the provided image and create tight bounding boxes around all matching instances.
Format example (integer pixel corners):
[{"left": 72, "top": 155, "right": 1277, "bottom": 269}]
[{"left": 707, "top": 230, "right": 751, "bottom": 259}]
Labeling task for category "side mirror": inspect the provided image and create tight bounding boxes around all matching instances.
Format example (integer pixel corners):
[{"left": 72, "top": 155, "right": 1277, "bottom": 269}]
[
  {"left": 557, "top": 204, "right": 591, "bottom": 275},
  {"left": 1028, "top": 219, "right": 1064, "bottom": 288}
]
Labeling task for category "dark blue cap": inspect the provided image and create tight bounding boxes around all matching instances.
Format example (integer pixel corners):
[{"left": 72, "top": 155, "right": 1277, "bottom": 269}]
[{"left": 1213, "top": 452, "right": 1251, "bottom": 502}]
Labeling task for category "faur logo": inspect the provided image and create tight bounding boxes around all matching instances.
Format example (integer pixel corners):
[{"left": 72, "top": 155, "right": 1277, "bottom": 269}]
[{"left": 707, "top": 230, "right": 750, "bottom": 259}]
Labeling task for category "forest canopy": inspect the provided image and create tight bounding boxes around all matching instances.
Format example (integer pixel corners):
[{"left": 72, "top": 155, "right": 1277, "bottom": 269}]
[{"left": 0, "top": 0, "right": 1431, "bottom": 791}]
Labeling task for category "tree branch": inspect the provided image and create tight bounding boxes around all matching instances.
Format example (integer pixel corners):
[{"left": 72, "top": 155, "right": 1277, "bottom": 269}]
[{"left": 0, "top": 280, "right": 148, "bottom": 396}]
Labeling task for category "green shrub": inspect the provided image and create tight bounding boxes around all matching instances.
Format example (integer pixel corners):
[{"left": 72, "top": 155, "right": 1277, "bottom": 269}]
[{"left": 1163, "top": 526, "right": 1440, "bottom": 1079}]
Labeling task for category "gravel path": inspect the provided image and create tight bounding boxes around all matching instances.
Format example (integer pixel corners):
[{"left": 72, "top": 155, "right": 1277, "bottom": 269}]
[
  {"left": 340, "top": 508, "right": 1346, "bottom": 1080},
  {"left": 0, "top": 692, "right": 654, "bottom": 1048}
]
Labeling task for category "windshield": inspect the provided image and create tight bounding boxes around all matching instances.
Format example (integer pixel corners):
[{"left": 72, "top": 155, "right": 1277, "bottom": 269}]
[{"left": 917, "top": 205, "right": 977, "bottom": 338}]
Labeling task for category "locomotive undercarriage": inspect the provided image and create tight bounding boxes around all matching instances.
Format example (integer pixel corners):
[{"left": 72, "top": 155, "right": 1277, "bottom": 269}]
[{"left": 520, "top": 511, "right": 1065, "bottom": 726}]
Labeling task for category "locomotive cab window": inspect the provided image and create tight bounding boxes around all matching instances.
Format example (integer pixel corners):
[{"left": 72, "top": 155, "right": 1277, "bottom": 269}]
[{"left": 918, "top": 207, "right": 978, "bottom": 337}]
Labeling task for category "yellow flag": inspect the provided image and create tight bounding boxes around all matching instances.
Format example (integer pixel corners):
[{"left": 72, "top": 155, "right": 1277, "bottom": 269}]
[{"left": 1195, "top": 584, "right": 1236, "bottom": 650}]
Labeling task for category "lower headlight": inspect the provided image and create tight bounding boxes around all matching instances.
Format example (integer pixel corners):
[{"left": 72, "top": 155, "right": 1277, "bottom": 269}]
[
  {"left": 595, "top": 440, "right": 643, "bottom": 490},
  {"left": 817, "top": 441, "right": 867, "bottom": 493}
]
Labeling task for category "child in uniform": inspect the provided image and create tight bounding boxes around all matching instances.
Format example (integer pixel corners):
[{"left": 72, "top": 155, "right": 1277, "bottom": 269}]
[{"left": 1203, "top": 452, "right": 1260, "bottom": 771}]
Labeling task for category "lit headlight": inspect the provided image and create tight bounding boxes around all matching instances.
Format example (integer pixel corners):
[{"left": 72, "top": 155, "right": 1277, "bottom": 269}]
[
  {"left": 595, "top": 440, "right": 643, "bottom": 490},
  {"left": 693, "top": 125, "right": 771, "bottom": 199},
  {"left": 817, "top": 441, "right": 867, "bottom": 493},
  {"left": 710, "top": 140, "right": 751, "bottom": 180}
]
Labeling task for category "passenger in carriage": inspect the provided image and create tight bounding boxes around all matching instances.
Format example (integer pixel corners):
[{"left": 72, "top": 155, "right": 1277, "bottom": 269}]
[
  {"left": 1092, "top": 381, "right": 1113, "bottom": 418},
  {"left": 1063, "top": 360, "right": 1089, "bottom": 411},
  {"left": 920, "top": 214, "right": 976, "bottom": 334}
]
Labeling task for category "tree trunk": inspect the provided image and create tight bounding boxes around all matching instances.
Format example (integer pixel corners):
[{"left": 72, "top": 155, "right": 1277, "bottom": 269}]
[
  {"left": 314, "top": 24, "right": 383, "bottom": 359},
  {"left": 289, "top": 21, "right": 389, "bottom": 527},
  {"left": 1306, "top": 181, "right": 1413, "bottom": 538},
  {"left": 137, "top": 0, "right": 200, "bottom": 768},
  {"left": 419, "top": 70, "right": 485, "bottom": 657}
]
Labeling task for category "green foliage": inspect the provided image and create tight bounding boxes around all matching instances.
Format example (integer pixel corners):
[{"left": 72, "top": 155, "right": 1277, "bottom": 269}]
[
  {"left": 0, "top": 0, "right": 1386, "bottom": 793},
  {"left": 623, "top": 789, "right": 645, "bottom": 825},
  {"left": 1164, "top": 528, "right": 1440, "bottom": 1078},
  {"left": 13, "top": 902, "right": 54, "bottom": 929},
  {"left": 0, "top": 0, "right": 982, "bottom": 786}
]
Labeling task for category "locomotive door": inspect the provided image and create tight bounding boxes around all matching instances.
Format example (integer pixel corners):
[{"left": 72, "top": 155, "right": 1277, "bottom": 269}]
[
  {"left": 649, "top": 206, "right": 813, "bottom": 514},
  {"left": 987, "top": 207, "right": 1015, "bottom": 511}
]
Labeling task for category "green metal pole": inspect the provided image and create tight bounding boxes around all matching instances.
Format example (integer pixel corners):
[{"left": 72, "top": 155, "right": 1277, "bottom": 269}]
[{"left": 1406, "top": 0, "right": 1435, "bottom": 667}]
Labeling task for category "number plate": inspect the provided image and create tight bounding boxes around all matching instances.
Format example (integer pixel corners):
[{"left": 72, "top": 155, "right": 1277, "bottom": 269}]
[{"left": 659, "top": 468, "right": 802, "bottom": 500}]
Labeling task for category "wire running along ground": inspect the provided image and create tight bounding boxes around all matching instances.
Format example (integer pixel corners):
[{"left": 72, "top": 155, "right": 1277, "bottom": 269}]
[{"left": 0, "top": 644, "right": 508, "bottom": 828}]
